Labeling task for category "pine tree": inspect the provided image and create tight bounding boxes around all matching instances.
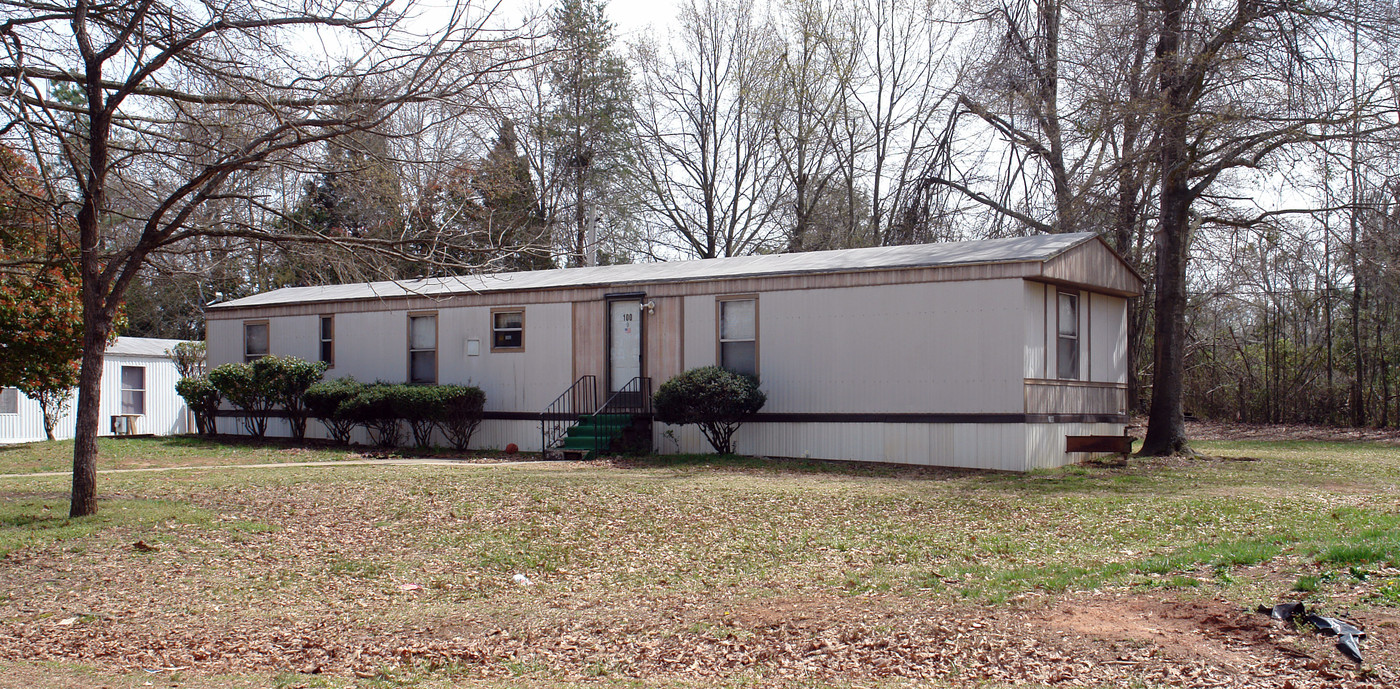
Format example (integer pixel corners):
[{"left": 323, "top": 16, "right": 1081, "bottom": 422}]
[{"left": 546, "top": 0, "right": 633, "bottom": 266}]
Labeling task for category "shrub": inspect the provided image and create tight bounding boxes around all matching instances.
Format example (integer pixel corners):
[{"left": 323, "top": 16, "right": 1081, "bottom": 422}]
[
  {"left": 175, "top": 375, "right": 221, "bottom": 436},
  {"left": 208, "top": 356, "right": 327, "bottom": 439},
  {"left": 340, "top": 383, "right": 402, "bottom": 447},
  {"left": 167, "top": 341, "right": 206, "bottom": 378},
  {"left": 208, "top": 362, "right": 273, "bottom": 437},
  {"left": 304, "top": 377, "right": 366, "bottom": 444},
  {"left": 397, "top": 385, "right": 444, "bottom": 448},
  {"left": 256, "top": 356, "right": 328, "bottom": 440},
  {"left": 652, "top": 366, "right": 766, "bottom": 454},
  {"left": 440, "top": 385, "right": 486, "bottom": 451}
]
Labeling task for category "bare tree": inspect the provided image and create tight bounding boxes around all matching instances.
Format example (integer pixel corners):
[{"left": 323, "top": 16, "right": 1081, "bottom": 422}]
[
  {"left": 631, "top": 0, "right": 786, "bottom": 257},
  {"left": 854, "top": 0, "right": 958, "bottom": 246},
  {"left": 0, "top": 0, "right": 530, "bottom": 516},
  {"left": 1139, "top": 0, "right": 1397, "bottom": 454}
]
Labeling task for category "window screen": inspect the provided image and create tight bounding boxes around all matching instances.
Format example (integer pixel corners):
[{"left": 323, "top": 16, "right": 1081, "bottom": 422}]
[
  {"left": 121, "top": 366, "right": 146, "bottom": 415},
  {"left": 0, "top": 388, "right": 17, "bottom": 414},
  {"left": 409, "top": 314, "right": 437, "bottom": 384},
  {"left": 719, "top": 298, "right": 757, "bottom": 377},
  {"left": 244, "top": 322, "right": 269, "bottom": 362},
  {"left": 492, "top": 310, "right": 524, "bottom": 350},
  {"left": 1057, "top": 292, "right": 1079, "bottom": 380}
]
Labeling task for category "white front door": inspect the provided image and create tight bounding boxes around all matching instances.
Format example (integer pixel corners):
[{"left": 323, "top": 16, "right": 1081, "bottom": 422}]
[{"left": 608, "top": 300, "right": 643, "bottom": 392}]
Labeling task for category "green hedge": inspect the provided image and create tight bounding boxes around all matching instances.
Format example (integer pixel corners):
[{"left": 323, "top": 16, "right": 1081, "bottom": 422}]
[
  {"left": 304, "top": 377, "right": 366, "bottom": 444},
  {"left": 653, "top": 366, "right": 765, "bottom": 454},
  {"left": 208, "top": 356, "right": 328, "bottom": 439},
  {"left": 175, "top": 375, "right": 220, "bottom": 436},
  {"left": 303, "top": 380, "right": 486, "bottom": 449}
]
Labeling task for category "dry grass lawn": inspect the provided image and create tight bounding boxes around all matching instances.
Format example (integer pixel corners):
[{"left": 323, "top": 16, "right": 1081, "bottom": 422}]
[{"left": 0, "top": 433, "right": 1398, "bottom": 688}]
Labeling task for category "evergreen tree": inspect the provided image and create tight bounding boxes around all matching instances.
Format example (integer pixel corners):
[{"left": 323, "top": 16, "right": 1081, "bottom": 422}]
[
  {"left": 546, "top": 0, "right": 634, "bottom": 266},
  {"left": 476, "top": 121, "right": 554, "bottom": 271}
]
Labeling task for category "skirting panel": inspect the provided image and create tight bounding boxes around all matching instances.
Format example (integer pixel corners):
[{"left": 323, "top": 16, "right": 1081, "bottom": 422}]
[{"left": 655, "top": 420, "right": 1126, "bottom": 472}]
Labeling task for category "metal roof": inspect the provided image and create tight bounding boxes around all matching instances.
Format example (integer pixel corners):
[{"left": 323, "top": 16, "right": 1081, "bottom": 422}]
[
  {"left": 105, "top": 337, "right": 196, "bottom": 358},
  {"left": 210, "top": 232, "right": 1102, "bottom": 310}
]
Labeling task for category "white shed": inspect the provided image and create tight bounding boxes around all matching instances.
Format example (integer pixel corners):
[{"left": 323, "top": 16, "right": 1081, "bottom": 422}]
[
  {"left": 204, "top": 233, "right": 1143, "bottom": 470},
  {"left": 0, "top": 337, "right": 194, "bottom": 443}
]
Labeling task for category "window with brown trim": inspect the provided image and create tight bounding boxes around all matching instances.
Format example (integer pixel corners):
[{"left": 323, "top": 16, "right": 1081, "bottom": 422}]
[
  {"left": 491, "top": 309, "right": 524, "bottom": 351},
  {"left": 1056, "top": 291, "right": 1080, "bottom": 380},
  {"left": 408, "top": 313, "right": 437, "bottom": 384},
  {"left": 319, "top": 315, "right": 335, "bottom": 366},
  {"left": 121, "top": 366, "right": 146, "bottom": 415},
  {"left": 718, "top": 297, "right": 758, "bottom": 377},
  {"left": 244, "top": 321, "right": 269, "bottom": 362}
]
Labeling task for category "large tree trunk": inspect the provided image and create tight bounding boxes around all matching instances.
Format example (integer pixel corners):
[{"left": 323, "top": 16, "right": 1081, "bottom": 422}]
[
  {"left": 1139, "top": 0, "right": 1192, "bottom": 456},
  {"left": 1141, "top": 187, "right": 1192, "bottom": 455}
]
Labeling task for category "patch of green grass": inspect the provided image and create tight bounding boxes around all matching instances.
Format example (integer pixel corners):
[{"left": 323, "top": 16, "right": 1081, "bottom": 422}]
[
  {"left": 0, "top": 495, "right": 211, "bottom": 558},
  {"left": 328, "top": 557, "right": 387, "bottom": 579},
  {"left": 1373, "top": 579, "right": 1400, "bottom": 606},
  {"left": 0, "top": 435, "right": 357, "bottom": 475},
  {"left": 1293, "top": 575, "right": 1323, "bottom": 592},
  {"left": 1317, "top": 540, "right": 1400, "bottom": 566}
]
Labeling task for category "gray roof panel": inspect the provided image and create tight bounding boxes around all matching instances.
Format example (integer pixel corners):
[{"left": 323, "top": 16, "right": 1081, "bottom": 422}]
[
  {"left": 105, "top": 337, "right": 197, "bottom": 358},
  {"left": 210, "top": 232, "right": 1099, "bottom": 310}
]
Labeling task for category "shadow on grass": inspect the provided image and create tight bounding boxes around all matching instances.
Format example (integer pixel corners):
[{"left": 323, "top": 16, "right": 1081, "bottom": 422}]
[
  {"left": 620, "top": 453, "right": 996, "bottom": 481},
  {"left": 616, "top": 450, "right": 1261, "bottom": 498}
]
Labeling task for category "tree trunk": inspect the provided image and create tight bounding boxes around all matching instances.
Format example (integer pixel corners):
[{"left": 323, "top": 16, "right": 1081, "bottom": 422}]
[
  {"left": 70, "top": 324, "right": 107, "bottom": 517},
  {"left": 1140, "top": 187, "right": 1192, "bottom": 455},
  {"left": 1139, "top": 0, "right": 1192, "bottom": 456}
]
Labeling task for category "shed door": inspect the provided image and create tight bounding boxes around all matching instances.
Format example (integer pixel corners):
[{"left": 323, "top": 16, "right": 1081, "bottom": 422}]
[{"left": 608, "top": 299, "right": 643, "bottom": 392}]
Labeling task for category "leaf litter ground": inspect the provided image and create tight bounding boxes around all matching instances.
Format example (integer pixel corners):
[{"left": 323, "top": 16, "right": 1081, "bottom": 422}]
[{"left": 1, "top": 433, "right": 1398, "bottom": 688}]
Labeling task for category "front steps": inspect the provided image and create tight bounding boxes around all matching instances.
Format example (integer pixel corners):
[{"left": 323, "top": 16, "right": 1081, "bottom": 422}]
[{"left": 554, "top": 413, "right": 633, "bottom": 460}]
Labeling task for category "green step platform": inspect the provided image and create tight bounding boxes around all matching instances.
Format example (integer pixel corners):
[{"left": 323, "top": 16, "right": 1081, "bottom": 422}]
[{"left": 558, "top": 413, "right": 633, "bottom": 460}]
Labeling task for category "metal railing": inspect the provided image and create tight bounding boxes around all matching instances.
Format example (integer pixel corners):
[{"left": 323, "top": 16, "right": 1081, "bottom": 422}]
[
  {"left": 597, "top": 376, "right": 653, "bottom": 416},
  {"left": 539, "top": 375, "right": 598, "bottom": 452},
  {"left": 574, "top": 377, "right": 653, "bottom": 457}
]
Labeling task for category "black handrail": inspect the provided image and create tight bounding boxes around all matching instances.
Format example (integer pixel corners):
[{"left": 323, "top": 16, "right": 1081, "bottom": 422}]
[
  {"left": 581, "top": 376, "right": 652, "bottom": 456},
  {"left": 539, "top": 375, "right": 598, "bottom": 452}
]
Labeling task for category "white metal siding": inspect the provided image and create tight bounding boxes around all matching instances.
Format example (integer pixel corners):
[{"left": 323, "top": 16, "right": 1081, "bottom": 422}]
[
  {"left": 682, "top": 294, "right": 717, "bottom": 370},
  {"left": 445, "top": 302, "right": 573, "bottom": 411},
  {"left": 0, "top": 355, "right": 189, "bottom": 443},
  {"left": 658, "top": 421, "right": 1035, "bottom": 471},
  {"left": 1089, "top": 294, "right": 1128, "bottom": 383},
  {"left": 1024, "top": 282, "right": 1047, "bottom": 378},
  {"left": 1025, "top": 422, "right": 1126, "bottom": 470},
  {"left": 733, "top": 279, "right": 1025, "bottom": 414}
]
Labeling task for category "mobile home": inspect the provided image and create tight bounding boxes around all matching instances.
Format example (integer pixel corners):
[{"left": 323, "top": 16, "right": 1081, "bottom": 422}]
[
  {"left": 204, "top": 232, "right": 1143, "bottom": 470},
  {"left": 0, "top": 337, "right": 195, "bottom": 443}
]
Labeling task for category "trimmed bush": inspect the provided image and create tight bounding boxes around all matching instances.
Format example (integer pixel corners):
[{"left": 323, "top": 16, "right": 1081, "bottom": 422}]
[
  {"left": 304, "top": 377, "right": 366, "bottom": 444},
  {"left": 339, "top": 383, "right": 402, "bottom": 447},
  {"left": 257, "top": 356, "right": 329, "bottom": 440},
  {"left": 653, "top": 366, "right": 766, "bottom": 454},
  {"left": 208, "top": 362, "right": 273, "bottom": 437},
  {"left": 209, "top": 356, "right": 327, "bottom": 439},
  {"left": 439, "top": 385, "right": 486, "bottom": 451},
  {"left": 175, "top": 375, "right": 221, "bottom": 436},
  {"left": 396, "top": 385, "right": 443, "bottom": 448}
]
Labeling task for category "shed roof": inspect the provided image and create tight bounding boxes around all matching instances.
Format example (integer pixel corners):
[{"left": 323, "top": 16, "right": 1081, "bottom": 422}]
[
  {"left": 211, "top": 232, "right": 1138, "bottom": 311},
  {"left": 105, "top": 337, "right": 195, "bottom": 358}
]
